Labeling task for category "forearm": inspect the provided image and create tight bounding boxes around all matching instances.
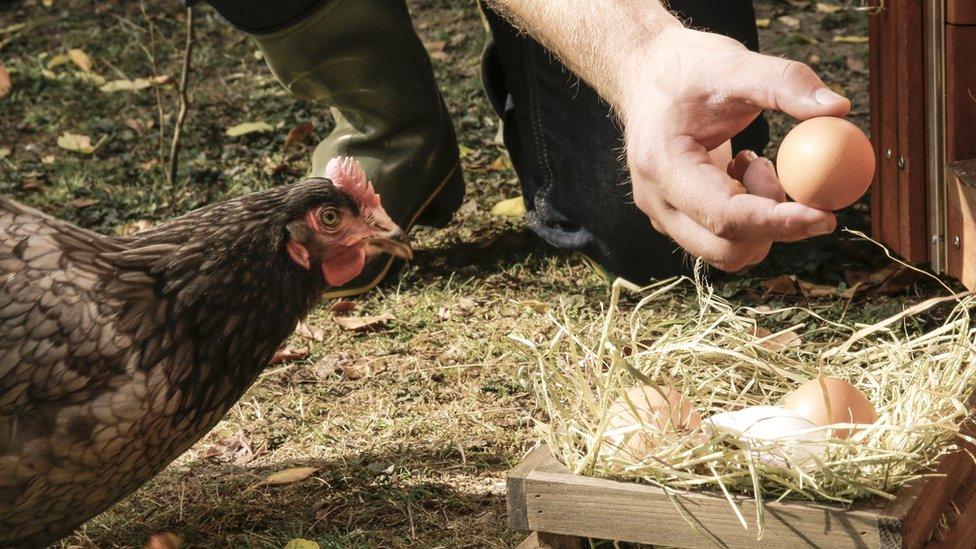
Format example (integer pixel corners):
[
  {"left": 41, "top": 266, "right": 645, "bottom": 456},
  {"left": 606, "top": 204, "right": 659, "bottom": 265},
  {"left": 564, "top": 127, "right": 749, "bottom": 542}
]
[{"left": 485, "top": 0, "right": 681, "bottom": 113}]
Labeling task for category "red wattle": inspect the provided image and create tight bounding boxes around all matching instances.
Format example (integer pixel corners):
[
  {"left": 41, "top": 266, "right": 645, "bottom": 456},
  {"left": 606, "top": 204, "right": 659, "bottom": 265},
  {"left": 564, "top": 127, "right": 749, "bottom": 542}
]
[{"left": 321, "top": 246, "right": 366, "bottom": 286}]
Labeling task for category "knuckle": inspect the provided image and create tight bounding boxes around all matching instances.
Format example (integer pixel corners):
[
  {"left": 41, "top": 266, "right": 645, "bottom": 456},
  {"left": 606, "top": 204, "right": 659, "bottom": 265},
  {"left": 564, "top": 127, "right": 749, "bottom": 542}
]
[{"left": 704, "top": 212, "right": 737, "bottom": 240}]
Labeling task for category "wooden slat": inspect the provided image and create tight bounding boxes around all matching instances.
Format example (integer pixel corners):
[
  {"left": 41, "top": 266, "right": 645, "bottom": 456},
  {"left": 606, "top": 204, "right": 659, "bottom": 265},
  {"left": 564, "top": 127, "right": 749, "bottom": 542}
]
[
  {"left": 923, "top": 447, "right": 976, "bottom": 547},
  {"left": 871, "top": 0, "right": 903, "bottom": 250},
  {"left": 947, "top": 0, "right": 976, "bottom": 25},
  {"left": 946, "top": 160, "right": 976, "bottom": 290},
  {"left": 508, "top": 446, "right": 572, "bottom": 530},
  {"left": 945, "top": 25, "right": 976, "bottom": 163},
  {"left": 894, "top": 0, "right": 929, "bottom": 262},
  {"left": 869, "top": 0, "right": 884, "bottom": 243},
  {"left": 521, "top": 468, "right": 888, "bottom": 548},
  {"left": 515, "top": 532, "right": 583, "bottom": 549}
]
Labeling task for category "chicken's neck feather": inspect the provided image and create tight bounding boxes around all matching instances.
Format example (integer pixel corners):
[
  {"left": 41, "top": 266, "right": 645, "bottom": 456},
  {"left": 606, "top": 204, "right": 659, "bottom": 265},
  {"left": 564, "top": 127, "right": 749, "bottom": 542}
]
[{"left": 103, "top": 182, "right": 338, "bottom": 411}]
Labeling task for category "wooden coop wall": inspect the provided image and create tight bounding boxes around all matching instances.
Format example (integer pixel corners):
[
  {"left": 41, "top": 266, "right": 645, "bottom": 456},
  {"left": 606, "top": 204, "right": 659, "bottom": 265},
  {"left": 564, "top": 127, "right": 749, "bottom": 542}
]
[
  {"left": 869, "top": 0, "right": 929, "bottom": 264},
  {"left": 870, "top": 0, "right": 976, "bottom": 289}
]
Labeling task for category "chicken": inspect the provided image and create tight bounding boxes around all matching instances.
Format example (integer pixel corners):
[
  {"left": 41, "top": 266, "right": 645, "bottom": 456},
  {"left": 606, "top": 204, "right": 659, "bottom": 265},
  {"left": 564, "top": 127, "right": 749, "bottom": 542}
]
[{"left": 0, "top": 157, "right": 411, "bottom": 546}]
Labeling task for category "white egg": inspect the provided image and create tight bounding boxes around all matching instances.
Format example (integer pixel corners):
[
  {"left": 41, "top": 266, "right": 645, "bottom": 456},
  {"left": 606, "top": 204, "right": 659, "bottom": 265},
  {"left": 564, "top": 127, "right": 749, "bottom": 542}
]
[{"left": 707, "top": 406, "right": 827, "bottom": 469}]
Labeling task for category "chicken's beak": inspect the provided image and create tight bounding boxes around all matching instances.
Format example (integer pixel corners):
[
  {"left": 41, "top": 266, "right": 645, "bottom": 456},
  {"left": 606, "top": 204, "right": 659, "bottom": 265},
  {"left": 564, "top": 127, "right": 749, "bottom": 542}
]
[{"left": 367, "top": 226, "right": 413, "bottom": 261}]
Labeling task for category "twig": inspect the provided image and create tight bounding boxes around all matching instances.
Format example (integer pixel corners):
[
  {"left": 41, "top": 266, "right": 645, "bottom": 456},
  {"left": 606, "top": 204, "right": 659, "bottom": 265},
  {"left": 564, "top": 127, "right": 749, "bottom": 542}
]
[
  {"left": 167, "top": 6, "right": 195, "bottom": 189},
  {"left": 139, "top": 1, "right": 167, "bottom": 180}
]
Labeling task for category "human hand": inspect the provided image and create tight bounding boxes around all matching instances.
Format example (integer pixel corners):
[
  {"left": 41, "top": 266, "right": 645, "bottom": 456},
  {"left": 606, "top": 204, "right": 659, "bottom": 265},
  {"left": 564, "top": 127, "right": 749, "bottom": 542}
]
[{"left": 620, "top": 27, "right": 851, "bottom": 271}]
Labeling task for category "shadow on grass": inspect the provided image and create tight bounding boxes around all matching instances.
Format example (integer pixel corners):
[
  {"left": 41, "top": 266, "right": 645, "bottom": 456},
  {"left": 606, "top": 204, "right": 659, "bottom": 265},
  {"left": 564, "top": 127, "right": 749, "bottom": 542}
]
[{"left": 76, "top": 446, "right": 513, "bottom": 548}]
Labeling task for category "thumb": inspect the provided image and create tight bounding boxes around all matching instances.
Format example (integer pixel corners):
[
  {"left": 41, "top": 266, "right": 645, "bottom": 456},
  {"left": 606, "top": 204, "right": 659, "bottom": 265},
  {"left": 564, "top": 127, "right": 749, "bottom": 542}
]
[{"left": 739, "top": 53, "right": 851, "bottom": 120}]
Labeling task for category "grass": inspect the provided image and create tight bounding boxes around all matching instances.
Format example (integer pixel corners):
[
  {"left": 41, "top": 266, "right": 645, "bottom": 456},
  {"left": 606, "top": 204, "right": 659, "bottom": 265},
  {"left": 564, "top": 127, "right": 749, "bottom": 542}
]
[{"left": 0, "top": 0, "right": 958, "bottom": 547}]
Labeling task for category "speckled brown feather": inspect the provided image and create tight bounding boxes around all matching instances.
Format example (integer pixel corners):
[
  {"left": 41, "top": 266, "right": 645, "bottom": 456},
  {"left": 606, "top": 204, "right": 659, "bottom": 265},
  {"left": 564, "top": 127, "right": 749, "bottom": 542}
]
[{"left": 0, "top": 180, "right": 348, "bottom": 546}]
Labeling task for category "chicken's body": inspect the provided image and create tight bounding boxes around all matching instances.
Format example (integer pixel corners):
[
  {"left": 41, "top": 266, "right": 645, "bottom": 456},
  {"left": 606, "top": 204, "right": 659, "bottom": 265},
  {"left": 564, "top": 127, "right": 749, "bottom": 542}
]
[{"left": 0, "top": 162, "right": 408, "bottom": 546}]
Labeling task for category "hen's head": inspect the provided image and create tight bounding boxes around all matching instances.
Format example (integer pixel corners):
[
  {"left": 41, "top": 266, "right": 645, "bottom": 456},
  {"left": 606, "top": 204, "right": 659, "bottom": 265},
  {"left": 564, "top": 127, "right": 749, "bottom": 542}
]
[{"left": 285, "top": 157, "right": 411, "bottom": 286}]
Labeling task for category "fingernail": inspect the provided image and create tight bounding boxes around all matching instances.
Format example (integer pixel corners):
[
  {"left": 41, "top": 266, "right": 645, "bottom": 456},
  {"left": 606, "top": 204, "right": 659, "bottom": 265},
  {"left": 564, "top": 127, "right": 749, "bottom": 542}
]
[
  {"left": 745, "top": 150, "right": 759, "bottom": 161},
  {"left": 765, "top": 158, "right": 777, "bottom": 176},
  {"left": 815, "top": 87, "right": 844, "bottom": 105},
  {"left": 808, "top": 220, "right": 833, "bottom": 236}
]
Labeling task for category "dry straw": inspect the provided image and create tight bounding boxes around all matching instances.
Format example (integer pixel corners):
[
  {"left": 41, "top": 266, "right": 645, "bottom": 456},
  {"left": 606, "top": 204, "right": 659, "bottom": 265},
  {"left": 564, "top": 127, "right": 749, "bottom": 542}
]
[{"left": 515, "top": 256, "right": 976, "bottom": 538}]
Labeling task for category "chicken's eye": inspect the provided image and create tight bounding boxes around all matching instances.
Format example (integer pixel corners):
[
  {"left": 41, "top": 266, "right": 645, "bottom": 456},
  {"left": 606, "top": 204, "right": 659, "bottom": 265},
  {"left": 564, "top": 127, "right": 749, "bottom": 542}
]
[{"left": 318, "top": 207, "right": 341, "bottom": 230}]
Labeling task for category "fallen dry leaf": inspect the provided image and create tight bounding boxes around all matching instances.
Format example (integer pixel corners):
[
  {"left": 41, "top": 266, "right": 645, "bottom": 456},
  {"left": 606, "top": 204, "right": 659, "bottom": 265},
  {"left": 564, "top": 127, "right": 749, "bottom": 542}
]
[
  {"left": 19, "top": 179, "right": 42, "bottom": 192},
  {"left": 846, "top": 56, "right": 866, "bottom": 73},
  {"left": 336, "top": 313, "right": 394, "bottom": 332},
  {"left": 761, "top": 274, "right": 801, "bottom": 297},
  {"left": 124, "top": 118, "right": 145, "bottom": 133},
  {"left": 259, "top": 466, "right": 318, "bottom": 487},
  {"left": 144, "top": 532, "right": 182, "bottom": 549},
  {"left": 834, "top": 35, "right": 869, "bottom": 44},
  {"left": 336, "top": 361, "right": 369, "bottom": 380},
  {"left": 57, "top": 132, "right": 95, "bottom": 154},
  {"left": 75, "top": 72, "right": 106, "bottom": 86},
  {"left": 816, "top": 2, "right": 843, "bottom": 13},
  {"left": 0, "top": 63, "right": 10, "bottom": 99},
  {"left": 203, "top": 431, "right": 255, "bottom": 464},
  {"left": 269, "top": 346, "right": 310, "bottom": 365},
  {"left": 330, "top": 300, "right": 357, "bottom": 315},
  {"left": 425, "top": 40, "right": 446, "bottom": 53},
  {"left": 71, "top": 198, "right": 96, "bottom": 209},
  {"left": 225, "top": 121, "right": 273, "bottom": 137},
  {"left": 116, "top": 219, "right": 154, "bottom": 236},
  {"left": 449, "top": 32, "right": 467, "bottom": 46},
  {"left": 295, "top": 320, "right": 325, "bottom": 342},
  {"left": 46, "top": 54, "right": 70, "bottom": 70},
  {"left": 283, "top": 539, "right": 320, "bottom": 549},
  {"left": 437, "top": 306, "right": 451, "bottom": 320},
  {"left": 778, "top": 15, "right": 800, "bottom": 27},
  {"left": 283, "top": 121, "right": 314, "bottom": 152},
  {"left": 755, "top": 18, "right": 771, "bottom": 29},
  {"left": 0, "top": 147, "right": 10, "bottom": 159},
  {"left": 490, "top": 196, "right": 526, "bottom": 217},
  {"left": 753, "top": 327, "right": 803, "bottom": 351},
  {"left": 67, "top": 48, "right": 93, "bottom": 73},
  {"left": 522, "top": 300, "right": 549, "bottom": 313},
  {"left": 100, "top": 78, "right": 151, "bottom": 93},
  {"left": 489, "top": 153, "right": 513, "bottom": 171},
  {"left": 844, "top": 264, "right": 922, "bottom": 296},
  {"left": 796, "top": 279, "right": 843, "bottom": 299}
]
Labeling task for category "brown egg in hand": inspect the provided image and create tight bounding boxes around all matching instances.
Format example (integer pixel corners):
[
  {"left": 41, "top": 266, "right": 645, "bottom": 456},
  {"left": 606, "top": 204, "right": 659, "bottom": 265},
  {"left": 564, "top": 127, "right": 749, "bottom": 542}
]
[
  {"left": 604, "top": 384, "right": 701, "bottom": 457},
  {"left": 776, "top": 117, "right": 876, "bottom": 211},
  {"left": 781, "top": 377, "right": 876, "bottom": 439}
]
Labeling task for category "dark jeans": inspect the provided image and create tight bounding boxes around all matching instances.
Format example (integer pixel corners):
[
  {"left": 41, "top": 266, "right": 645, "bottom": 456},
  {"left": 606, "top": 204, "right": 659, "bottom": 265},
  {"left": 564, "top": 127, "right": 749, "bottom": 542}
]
[{"left": 197, "top": 0, "right": 768, "bottom": 284}]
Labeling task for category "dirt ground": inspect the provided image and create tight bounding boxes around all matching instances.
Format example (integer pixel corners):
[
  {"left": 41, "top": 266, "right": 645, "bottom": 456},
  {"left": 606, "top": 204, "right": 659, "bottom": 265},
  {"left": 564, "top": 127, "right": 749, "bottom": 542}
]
[{"left": 0, "top": 0, "right": 954, "bottom": 547}]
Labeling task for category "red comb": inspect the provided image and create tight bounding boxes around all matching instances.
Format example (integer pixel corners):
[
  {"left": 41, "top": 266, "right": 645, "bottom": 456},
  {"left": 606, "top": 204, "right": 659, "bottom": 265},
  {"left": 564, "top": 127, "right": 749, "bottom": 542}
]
[{"left": 325, "top": 157, "right": 381, "bottom": 209}]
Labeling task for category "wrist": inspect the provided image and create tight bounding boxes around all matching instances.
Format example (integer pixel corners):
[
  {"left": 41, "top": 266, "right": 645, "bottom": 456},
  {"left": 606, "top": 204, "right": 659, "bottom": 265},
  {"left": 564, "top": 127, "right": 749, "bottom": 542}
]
[{"left": 614, "top": 24, "right": 684, "bottom": 124}]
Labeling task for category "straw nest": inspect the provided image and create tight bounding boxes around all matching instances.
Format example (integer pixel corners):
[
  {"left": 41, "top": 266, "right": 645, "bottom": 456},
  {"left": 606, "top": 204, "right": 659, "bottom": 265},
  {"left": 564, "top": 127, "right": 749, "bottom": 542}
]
[{"left": 514, "top": 259, "right": 976, "bottom": 532}]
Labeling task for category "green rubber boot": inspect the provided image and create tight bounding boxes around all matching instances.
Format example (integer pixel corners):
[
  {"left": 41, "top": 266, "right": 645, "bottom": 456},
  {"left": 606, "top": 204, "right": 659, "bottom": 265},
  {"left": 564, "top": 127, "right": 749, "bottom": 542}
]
[{"left": 255, "top": 0, "right": 465, "bottom": 298}]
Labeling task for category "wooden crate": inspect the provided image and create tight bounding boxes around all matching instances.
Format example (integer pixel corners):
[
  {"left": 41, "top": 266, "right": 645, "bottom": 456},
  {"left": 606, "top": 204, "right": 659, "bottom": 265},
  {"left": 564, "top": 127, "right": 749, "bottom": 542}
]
[
  {"left": 506, "top": 443, "right": 976, "bottom": 548},
  {"left": 870, "top": 0, "right": 976, "bottom": 289}
]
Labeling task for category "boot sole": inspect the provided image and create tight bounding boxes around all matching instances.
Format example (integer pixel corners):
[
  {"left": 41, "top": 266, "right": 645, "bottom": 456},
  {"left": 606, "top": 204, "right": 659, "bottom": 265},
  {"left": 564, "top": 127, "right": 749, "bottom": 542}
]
[{"left": 321, "top": 161, "right": 463, "bottom": 300}]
